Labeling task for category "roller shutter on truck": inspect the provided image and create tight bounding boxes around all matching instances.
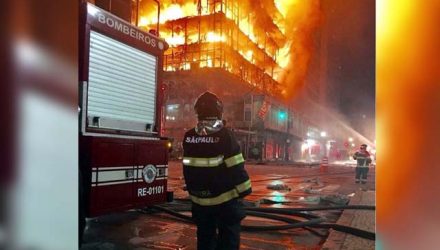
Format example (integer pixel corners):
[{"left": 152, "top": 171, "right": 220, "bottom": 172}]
[
  {"left": 80, "top": 3, "right": 170, "bottom": 217},
  {"left": 87, "top": 30, "right": 158, "bottom": 133}
]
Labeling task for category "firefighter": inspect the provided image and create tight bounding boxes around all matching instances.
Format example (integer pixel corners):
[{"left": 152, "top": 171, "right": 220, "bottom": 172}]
[
  {"left": 182, "top": 91, "right": 252, "bottom": 250},
  {"left": 353, "top": 144, "right": 372, "bottom": 184}
]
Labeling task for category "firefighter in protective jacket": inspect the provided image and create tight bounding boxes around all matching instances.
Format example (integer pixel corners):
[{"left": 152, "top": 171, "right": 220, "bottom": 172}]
[
  {"left": 353, "top": 144, "right": 372, "bottom": 184},
  {"left": 182, "top": 91, "right": 252, "bottom": 250}
]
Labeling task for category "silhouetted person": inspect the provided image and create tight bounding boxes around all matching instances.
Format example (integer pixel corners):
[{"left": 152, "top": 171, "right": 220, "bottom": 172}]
[
  {"left": 182, "top": 91, "right": 252, "bottom": 250},
  {"left": 353, "top": 144, "right": 372, "bottom": 184}
]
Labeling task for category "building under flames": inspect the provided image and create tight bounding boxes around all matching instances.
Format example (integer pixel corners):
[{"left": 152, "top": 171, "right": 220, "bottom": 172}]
[
  {"left": 87, "top": 0, "right": 340, "bottom": 162},
  {"left": 149, "top": 0, "right": 316, "bottom": 161}
]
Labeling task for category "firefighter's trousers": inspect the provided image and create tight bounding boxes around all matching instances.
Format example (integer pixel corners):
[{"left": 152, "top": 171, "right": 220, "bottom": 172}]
[
  {"left": 355, "top": 166, "right": 369, "bottom": 182},
  {"left": 191, "top": 199, "right": 246, "bottom": 250}
]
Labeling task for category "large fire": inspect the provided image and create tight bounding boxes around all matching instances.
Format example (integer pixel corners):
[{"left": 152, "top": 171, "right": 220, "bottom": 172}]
[
  {"left": 138, "top": 2, "right": 208, "bottom": 26},
  {"left": 137, "top": 0, "right": 321, "bottom": 99},
  {"left": 276, "top": 0, "right": 322, "bottom": 99}
]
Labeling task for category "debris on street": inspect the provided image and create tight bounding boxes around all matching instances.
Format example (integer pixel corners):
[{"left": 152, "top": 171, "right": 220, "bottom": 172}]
[
  {"left": 321, "top": 194, "right": 350, "bottom": 205},
  {"left": 266, "top": 183, "right": 291, "bottom": 191}
]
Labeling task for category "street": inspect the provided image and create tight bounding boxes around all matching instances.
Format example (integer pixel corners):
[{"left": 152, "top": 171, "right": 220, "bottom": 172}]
[{"left": 81, "top": 161, "right": 375, "bottom": 250}]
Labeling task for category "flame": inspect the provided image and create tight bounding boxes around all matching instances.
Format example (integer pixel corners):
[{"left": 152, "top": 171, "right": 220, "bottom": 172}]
[
  {"left": 206, "top": 56, "right": 213, "bottom": 67},
  {"left": 138, "top": 16, "right": 149, "bottom": 27},
  {"left": 239, "top": 18, "right": 257, "bottom": 44},
  {"left": 163, "top": 31, "right": 225, "bottom": 46},
  {"left": 246, "top": 50, "right": 253, "bottom": 59},
  {"left": 277, "top": 41, "right": 291, "bottom": 69},
  {"left": 139, "top": 0, "right": 322, "bottom": 99},
  {"left": 275, "top": 0, "right": 296, "bottom": 18},
  {"left": 183, "top": 62, "right": 191, "bottom": 70},
  {"left": 140, "top": 1, "right": 275, "bottom": 68},
  {"left": 206, "top": 32, "right": 226, "bottom": 42},
  {"left": 238, "top": 50, "right": 255, "bottom": 63},
  {"left": 226, "top": 8, "right": 234, "bottom": 19},
  {"left": 277, "top": 0, "right": 321, "bottom": 100},
  {"left": 164, "top": 34, "right": 185, "bottom": 46},
  {"left": 273, "top": 0, "right": 296, "bottom": 37},
  {"left": 273, "top": 17, "right": 286, "bottom": 35},
  {"left": 162, "top": 4, "right": 185, "bottom": 21},
  {"left": 139, "top": 2, "right": 200, "bottom": 27}
]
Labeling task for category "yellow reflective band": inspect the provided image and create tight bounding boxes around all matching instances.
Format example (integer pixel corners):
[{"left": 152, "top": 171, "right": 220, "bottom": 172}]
[
  {"left": 190, "top": 189, "right": 239, "bottom": 206},
  {"left": 235, "top": 179, "right": 251, "bottom": 193},
  {"left": 224, "top": 153, "right": 245, "bottom": 167},
  {"left": 182, "top": 155, "right": 224, "bottom": 167}
]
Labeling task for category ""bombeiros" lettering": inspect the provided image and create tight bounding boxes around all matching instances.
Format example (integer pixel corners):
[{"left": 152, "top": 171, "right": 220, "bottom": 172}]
[{"left": 97, "top": 13, "right": 156, "bottom": 48}]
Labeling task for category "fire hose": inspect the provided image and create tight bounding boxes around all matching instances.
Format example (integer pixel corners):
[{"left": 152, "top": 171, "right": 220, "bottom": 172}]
[{"left": 147, "top": 202, "right": 376, "bottom": 241}]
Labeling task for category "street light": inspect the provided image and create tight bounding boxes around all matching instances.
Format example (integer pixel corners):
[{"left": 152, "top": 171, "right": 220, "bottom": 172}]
[
  {"left": 320, "top": 131, "right": 327, "bottom": 137},
  {"left": 348, "top": 137, "right": 353, "bottom": 142}
]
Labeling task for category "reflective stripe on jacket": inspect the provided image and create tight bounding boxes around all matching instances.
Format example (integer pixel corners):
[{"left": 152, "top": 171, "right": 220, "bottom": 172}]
[
  {"left": 353, "top": 151, "right": 372, "bottom": 167},
  {"left": 183, "top": 153, "right": 245, "bottom": 168},
  {"left": 182, "top": 127, "right": 252, "bottom": 206}
]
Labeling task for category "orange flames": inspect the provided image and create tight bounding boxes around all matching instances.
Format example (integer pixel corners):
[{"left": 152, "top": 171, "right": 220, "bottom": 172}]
[
  {"left": 238, "top": 18, "right": 258, "bottom": 45},
  {"left": 139, "top": 2, "right": 206, "bottom": 26},
  {"left": 276, "top": 0, "right": 321, "bottom": 99},
  {"left": 138, "top": 0, "right": 321, "bottom": 99},
  {"left": 206, "top": 32, "right": 226, "bottom": 43}
]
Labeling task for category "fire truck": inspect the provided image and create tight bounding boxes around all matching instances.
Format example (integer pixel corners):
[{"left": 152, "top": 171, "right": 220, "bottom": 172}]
[{"left": 79, "top": 2, "right": 171, "bottom": 239}]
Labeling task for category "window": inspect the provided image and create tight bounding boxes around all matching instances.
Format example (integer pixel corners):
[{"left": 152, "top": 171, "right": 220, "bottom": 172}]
[{"left": 244, "top": 110, "right": 251, "bottom": 121}]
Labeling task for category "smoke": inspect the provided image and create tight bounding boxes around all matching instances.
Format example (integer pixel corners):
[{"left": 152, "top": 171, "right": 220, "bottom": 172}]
[
  {"left": 292, "top": 95, "right": 375, "bottom": 146},
  {"left": 278, "top": 0, "right": 322, "bottom": 100}
]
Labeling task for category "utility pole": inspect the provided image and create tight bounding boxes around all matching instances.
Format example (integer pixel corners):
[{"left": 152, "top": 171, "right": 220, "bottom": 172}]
[{"left": 285, "top": 108, "right": 290, "bottom": 161}]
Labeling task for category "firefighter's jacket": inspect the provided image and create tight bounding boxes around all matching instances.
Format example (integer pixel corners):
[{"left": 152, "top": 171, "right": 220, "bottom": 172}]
[
  {"left": 182, "top": 127, "right": 252, "bottom": 206},
  {"left": 353, "top": 151, "right": 372, "bottom": 167}
]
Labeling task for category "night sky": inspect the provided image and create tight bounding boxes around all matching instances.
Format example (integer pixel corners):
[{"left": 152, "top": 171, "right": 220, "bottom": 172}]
[{"left": 323, "top": 0, "right": 375, "bottom": 139}]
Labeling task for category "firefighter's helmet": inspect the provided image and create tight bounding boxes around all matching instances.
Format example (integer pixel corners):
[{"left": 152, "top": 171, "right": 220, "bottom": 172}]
[{"left": 194, "top": 91, "right": 223, "bottom": 120}]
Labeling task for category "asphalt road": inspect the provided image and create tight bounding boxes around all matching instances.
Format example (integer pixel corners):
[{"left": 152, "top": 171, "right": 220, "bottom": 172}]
[{"left": 81, "top": 161, "right": 375, "bottom": 250}]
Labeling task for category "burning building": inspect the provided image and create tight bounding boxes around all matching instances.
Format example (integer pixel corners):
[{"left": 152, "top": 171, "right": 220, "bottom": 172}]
[
  {"left": 88, "top": 0, "right": 328, "bottom": 162},
  {"left": 137, "top": 0, "right": 321, "bottom": 161}
]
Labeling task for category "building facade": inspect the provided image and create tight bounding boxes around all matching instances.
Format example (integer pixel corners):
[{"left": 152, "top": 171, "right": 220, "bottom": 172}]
[{"left": 88, "top": 0, "right": 352, "bottom": 162}]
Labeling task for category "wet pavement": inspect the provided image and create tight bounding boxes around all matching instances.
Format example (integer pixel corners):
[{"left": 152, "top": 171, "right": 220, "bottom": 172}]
[
  {"left": 81, "top": 161, "right": 375, "bottom": 250},
  {"left": 321, "top": 190, "right": 375, "bottom": 250}
]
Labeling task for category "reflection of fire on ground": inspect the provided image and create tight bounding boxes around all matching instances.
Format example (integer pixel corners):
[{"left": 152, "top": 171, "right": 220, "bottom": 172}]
[
  {"left": 83, "top": 162, "right": 374, "bottom": 249},
  {"left": 168, "top": 161, "right": 374, "bottom": 208}
]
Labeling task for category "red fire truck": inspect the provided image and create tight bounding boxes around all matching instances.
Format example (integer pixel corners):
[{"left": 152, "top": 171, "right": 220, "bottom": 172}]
[{"left": 79, "top": 2, "right": 170, "bottom": 239}]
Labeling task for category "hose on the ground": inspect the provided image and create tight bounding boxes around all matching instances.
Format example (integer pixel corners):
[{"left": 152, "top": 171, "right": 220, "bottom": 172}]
[
  {"left": 149, "top": 204, "right": 327, "bottom": 237},
  {"left": 241, "top": 210, "right": 326, "bottom": 231},
  {"left": 171, "top": 198, "right": 375, "bottom": 212},
  {"left": 311, "top": 223, "right": 375, "bottom": 240},
  {"left": 149, "top": 203, "right": 375, "bottom": 240}
]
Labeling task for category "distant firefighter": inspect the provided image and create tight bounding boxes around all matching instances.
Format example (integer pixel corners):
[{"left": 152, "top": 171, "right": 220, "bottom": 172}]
[
  {"left": 182, "top": 91, "right": 252, "bottom": 250},
  {"left": 353, "top": 144, "right": 372, "bottom": 184}
]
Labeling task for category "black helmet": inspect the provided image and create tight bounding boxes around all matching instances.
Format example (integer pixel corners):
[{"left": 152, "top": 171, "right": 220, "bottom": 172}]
[{"left": 194, "top": 91, "right": 223, "bottom": 120}]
